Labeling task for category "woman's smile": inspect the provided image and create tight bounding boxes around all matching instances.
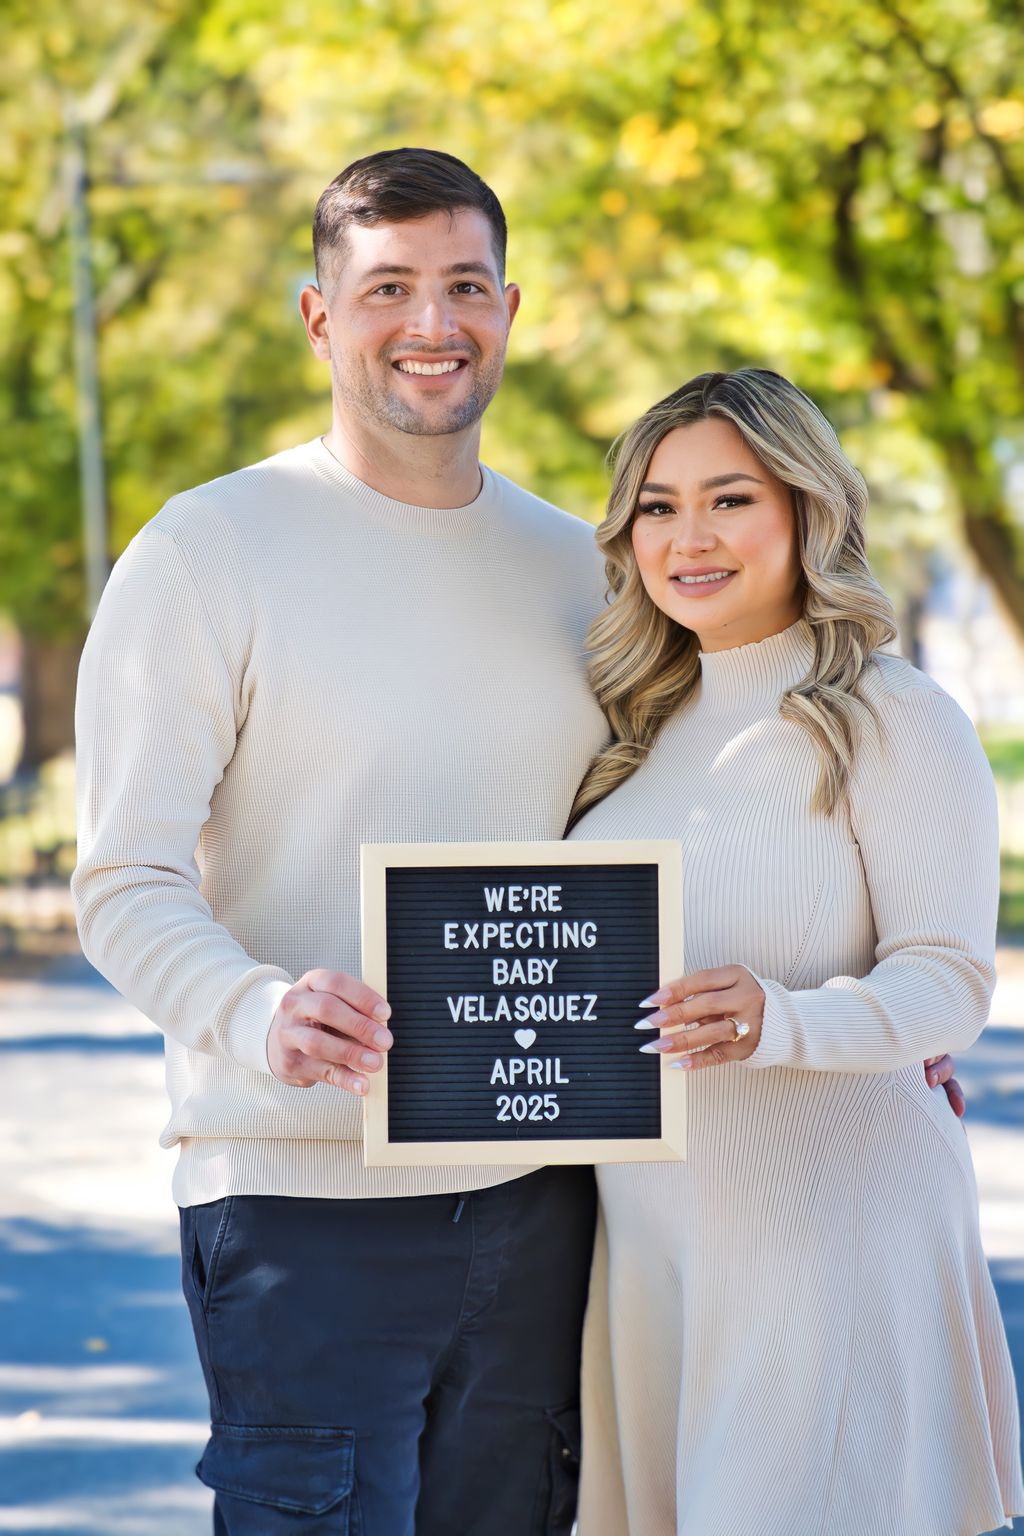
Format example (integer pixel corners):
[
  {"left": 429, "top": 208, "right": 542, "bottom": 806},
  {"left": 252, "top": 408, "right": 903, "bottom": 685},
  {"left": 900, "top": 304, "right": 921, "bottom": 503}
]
[{"left": 668, "top": 566, "right": 737, "bottom": 596}]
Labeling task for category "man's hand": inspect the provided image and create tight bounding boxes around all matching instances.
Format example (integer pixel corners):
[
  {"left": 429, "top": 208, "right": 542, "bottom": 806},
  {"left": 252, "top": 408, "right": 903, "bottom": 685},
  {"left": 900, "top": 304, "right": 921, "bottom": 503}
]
[
  {"left": 268, "top": 969, "right": 393, "bottom": 1096},
  {"left": 925, "top": 1053, "right": 966, "bottom": 1119}
]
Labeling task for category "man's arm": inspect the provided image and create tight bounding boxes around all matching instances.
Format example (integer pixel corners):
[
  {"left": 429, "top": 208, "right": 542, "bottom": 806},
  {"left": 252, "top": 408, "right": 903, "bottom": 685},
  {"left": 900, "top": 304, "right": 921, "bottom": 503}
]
[{"left": 73, "top": 520, "right": 390, "bottom": 1091}]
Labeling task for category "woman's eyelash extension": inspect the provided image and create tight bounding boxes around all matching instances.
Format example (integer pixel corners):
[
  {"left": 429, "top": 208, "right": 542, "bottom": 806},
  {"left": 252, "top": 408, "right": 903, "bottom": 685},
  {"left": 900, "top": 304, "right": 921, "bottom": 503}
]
[{"left": 635, "top": 494, "right": 755, "bottom": 516}]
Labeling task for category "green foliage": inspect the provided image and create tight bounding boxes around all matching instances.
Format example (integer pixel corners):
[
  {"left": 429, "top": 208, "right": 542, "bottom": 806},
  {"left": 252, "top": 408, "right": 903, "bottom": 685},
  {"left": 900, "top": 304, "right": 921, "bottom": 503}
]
[
  {"left": 982, "top": 732, "right": 1024, "bottom": 938},
  {"left": 983, "top": 732, "right": 1024, "bottom": 779},
  {"left": 2, "top": 0, "right": 1022, "bottom": 638},
  {"left": 999, "top": 853, "right": 1024, "bottom": 940}
]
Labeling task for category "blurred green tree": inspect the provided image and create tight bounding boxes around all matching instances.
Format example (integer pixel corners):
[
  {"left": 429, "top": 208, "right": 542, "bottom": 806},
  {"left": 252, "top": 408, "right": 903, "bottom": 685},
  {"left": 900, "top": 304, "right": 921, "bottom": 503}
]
[{"left": 2, "top": 0, "right": 1021, "bottom": 765}]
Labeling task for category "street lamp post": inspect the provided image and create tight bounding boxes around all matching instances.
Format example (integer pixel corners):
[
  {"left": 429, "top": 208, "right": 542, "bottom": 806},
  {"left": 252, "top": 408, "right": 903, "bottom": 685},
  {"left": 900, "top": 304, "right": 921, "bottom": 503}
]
[
  {"left": 61, "top": 102, "right": 290, "bottom": 624},
  {"left": 64, "top": 106, "right": 109, "bottom": 621}
]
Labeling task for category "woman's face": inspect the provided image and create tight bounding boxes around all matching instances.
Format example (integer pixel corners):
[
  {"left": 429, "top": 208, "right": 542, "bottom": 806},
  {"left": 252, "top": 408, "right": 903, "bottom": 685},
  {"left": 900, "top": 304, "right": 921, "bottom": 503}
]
[{"left": 630, "top": 416, "right": 804, "bottom": 652}]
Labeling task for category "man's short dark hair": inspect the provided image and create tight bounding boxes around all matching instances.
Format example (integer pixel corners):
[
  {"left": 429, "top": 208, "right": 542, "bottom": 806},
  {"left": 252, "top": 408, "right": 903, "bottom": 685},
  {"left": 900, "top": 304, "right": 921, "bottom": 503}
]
[{"left": 312, "top": 148, "right": 508, "bottom": 296}]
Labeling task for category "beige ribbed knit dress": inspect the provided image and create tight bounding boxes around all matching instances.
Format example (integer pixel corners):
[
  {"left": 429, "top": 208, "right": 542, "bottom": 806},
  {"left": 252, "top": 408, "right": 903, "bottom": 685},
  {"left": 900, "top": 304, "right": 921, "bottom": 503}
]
[{"left": 572, "top": 623, "right": 1024, "bottom": 1536}]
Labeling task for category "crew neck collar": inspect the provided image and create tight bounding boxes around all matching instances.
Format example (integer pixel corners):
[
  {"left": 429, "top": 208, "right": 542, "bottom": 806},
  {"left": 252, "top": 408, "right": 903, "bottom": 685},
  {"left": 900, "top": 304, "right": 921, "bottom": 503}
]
[
  {"left": 697, "top": 620, "right": 815, "bottom": 709},
  {"left": 307, "top": 437, "right": 499, "bottom": 532}
]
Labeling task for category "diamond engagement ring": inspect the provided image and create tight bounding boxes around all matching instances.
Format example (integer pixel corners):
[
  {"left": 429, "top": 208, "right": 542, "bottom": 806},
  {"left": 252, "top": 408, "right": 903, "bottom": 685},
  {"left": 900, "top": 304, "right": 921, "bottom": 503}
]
[{"left": 728, "top": 1017, "right": 750, "bottom": 1042}]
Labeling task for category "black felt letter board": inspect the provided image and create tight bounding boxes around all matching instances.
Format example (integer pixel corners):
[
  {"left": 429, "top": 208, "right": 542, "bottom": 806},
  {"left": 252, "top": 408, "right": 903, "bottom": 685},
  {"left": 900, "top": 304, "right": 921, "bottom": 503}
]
[{"left": 361, "top": 841, "right": 686, "bottom": 1165}]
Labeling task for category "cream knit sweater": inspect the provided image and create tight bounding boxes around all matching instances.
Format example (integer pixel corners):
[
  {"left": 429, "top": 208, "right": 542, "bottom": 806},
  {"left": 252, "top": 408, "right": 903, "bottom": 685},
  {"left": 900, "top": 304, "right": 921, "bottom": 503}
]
[{"left": 72, "top": 438, "right": 609, "bottom": 1205}]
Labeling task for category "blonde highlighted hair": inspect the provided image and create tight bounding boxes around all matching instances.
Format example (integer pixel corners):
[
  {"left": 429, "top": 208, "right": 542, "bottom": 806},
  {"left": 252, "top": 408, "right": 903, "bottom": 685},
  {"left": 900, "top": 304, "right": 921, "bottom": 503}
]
[{"left": 568, "top": 368, "right": 898, "bottom": 829}]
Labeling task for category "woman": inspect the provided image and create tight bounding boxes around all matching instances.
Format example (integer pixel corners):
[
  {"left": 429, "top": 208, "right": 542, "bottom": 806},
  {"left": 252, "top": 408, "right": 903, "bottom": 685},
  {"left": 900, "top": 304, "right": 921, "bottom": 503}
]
[{"left": 569, "top": 369, "right": 1024, "bottom": 1536}]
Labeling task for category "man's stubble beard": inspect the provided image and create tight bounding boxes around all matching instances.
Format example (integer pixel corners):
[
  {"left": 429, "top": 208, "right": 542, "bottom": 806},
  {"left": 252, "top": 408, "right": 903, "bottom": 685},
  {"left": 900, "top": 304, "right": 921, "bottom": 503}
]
[{"left": 333, "top": 350, "right": 505, "bottom": 438}]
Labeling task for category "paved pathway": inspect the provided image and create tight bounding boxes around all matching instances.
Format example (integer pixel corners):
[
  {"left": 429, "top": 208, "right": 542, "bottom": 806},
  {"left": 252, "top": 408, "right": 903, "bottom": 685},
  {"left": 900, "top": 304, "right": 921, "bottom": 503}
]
[{"left": 1, "top": 954, "right": 1022, "bottom": 1534}]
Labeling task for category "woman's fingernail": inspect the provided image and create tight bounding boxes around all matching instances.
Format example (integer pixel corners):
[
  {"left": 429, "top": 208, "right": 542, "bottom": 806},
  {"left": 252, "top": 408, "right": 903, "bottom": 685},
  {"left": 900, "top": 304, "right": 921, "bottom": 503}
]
[
  {"left": 352, "top": 1078, "right": 367, "bottom": 1094},
  {"left": 639, "top": 990, "right": 668, "bottom": 1008},
  {"left": 373, "top": 1028, "right": 393, "bottom": 1049},
  {"left": 638, "top": 1039, "right": 674, "bottom": 1054},
  {"left": 373, "top": 1002, "right": 392, "bottom": 1022},
  {"left": 634, "top": 1017, "right": 660, "bottom": 1030},
  {"left": 361, "top": 1051, "right": 382, "bottom": 1068},
  {"left": 670, "top": 1057, "right": 693, "bottom": 1071},
  {"left": 927, "top": 1072, "right": 938, "bottom": 1088}
]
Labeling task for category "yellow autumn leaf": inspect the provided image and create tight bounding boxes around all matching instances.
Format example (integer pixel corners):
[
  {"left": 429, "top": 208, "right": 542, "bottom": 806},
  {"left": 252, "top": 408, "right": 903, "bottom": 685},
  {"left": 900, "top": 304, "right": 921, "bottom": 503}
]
[{"left": 978, "top": 99, "right": 1024, "bottom": 140}]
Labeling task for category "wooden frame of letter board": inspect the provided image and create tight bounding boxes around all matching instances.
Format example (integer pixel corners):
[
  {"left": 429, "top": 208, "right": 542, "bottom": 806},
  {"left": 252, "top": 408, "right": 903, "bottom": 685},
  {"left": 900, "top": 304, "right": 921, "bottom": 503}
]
[{"left": 360, "top": 839, "right": 685, "bottom": 1166}]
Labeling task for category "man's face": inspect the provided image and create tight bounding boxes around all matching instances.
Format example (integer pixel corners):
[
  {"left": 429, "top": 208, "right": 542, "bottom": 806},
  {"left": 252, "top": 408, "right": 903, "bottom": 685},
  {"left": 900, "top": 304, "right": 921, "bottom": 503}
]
[{"left": 319, "top": 209, "right": 519, "bottom": 439}]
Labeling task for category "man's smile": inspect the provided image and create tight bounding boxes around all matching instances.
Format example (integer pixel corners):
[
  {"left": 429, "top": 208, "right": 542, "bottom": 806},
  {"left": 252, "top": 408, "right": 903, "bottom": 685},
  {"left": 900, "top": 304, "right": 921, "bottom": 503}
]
[{"left": 391, "top": 353, "right": 471, "bottom": 381}]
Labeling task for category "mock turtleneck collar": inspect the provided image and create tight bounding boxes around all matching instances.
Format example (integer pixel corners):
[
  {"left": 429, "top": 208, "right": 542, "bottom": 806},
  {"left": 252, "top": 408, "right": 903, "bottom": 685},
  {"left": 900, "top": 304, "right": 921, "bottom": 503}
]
[
  {"left": 308, "top": 437, "right": 500, "bottom": 532},
  {"left": 697, "top": 620, "right": 815, "bottom": 710}
]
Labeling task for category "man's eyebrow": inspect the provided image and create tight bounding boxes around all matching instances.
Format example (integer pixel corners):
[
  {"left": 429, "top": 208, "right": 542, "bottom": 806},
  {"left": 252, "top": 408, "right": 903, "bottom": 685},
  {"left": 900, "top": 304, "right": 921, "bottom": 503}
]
[
  {"left": 638, "top": 473, "right": 764, "bottom": 494},
  {"left": 361, "top": 264, "right": 417, "bottom": 280},
  {"left": 360, "top": 261, "right": 496, "bottom": 281},
  {"left": 442, "top": 262, "right": 495, "bottom": 278}
]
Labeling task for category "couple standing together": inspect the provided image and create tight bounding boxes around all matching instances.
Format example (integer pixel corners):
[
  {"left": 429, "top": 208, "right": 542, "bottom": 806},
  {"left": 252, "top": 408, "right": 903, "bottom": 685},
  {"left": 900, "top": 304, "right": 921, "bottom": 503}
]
[{"left": 73, "top": 148, "right": 1023, "bottom": 1535}]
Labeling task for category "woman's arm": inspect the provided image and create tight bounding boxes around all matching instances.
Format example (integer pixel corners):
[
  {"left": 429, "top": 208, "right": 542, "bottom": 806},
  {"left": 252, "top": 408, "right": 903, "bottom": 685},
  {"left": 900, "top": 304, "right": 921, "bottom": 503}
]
[{"left": 639, "top": 678, "right": 999, "bottom": 1075}]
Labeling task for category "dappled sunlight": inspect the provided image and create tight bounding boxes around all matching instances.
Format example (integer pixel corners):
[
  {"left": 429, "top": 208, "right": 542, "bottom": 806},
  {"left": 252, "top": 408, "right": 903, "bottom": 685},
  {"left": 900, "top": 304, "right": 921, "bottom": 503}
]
[
  {"left": 0, "top": 1477, "right": 210, "bottom": 1534},
  {"left": 0, "top": 1415, "right": 206, "bottom": 1446}
]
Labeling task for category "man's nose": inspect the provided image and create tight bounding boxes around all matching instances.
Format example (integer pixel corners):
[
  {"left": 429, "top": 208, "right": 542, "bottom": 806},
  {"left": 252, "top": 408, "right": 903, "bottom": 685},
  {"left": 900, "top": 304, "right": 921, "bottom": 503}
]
[{"left": 405, "top": 297, "right": 459, "bottom": 344}]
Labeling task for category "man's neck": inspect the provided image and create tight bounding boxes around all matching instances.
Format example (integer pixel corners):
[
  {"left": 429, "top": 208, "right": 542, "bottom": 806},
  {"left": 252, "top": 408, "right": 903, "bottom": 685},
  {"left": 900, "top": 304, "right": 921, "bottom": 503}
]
[{"left": 322, "top": 415, "right": 483, "bottom": 509}]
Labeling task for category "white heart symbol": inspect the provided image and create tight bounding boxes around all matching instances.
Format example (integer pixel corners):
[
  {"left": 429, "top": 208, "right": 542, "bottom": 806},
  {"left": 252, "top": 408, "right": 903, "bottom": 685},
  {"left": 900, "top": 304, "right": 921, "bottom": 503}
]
[{"left": 514, "top": 1028, "right": 537, "bottom": 1050}]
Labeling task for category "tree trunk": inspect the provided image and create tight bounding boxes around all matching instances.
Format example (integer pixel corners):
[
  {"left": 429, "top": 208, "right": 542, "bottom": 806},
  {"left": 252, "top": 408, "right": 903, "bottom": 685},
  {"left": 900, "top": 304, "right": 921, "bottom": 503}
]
[
  {"left": 961, "top": 512, "right": 1024, "bottom": 643},
  {"left": 943, "top": 435, "right": 1024, "bottom": 643},
  {"left": 17, "top": 631, "right": 83, "bottom": 772}
]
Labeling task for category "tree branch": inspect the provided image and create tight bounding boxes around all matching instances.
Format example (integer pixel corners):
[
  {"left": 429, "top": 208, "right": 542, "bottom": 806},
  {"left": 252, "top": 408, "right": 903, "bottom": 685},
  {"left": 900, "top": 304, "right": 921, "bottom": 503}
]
[
  {"left": 878, "top": 0, "right": 1022, "bottom": 202},
  {"left": 829, "top": 137, "right": 933, "bottom": 392}
]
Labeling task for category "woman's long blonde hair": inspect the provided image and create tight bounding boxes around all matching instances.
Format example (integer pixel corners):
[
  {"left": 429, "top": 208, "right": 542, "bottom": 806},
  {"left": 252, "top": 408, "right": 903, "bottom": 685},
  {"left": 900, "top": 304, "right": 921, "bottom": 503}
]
[{"left": 568, "top": 368, "right": 898, "bottom": 829}]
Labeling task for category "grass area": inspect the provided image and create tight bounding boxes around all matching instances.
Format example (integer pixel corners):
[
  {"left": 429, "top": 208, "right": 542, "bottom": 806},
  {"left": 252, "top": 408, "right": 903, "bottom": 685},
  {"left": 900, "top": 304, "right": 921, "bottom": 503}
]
[
  {"left": 982, "top": 732, "right": 1024, "bottom": 944},
  {"left": 1001, "top": 854, "right": 1024, "bottom": 943},
  {"left": 981, "top": 732, "right": 1024, "bottom": 780},
  {"left": 0, "top": 754, "right": 76, "bottom": 884},
  {"left": 0, "top": 755, "right": 78, "bottom": 969}
]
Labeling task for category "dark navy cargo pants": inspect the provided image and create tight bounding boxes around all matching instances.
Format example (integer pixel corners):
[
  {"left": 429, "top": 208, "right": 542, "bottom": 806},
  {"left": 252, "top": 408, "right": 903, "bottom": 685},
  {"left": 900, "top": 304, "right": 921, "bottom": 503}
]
[{"left": 179, "top": 1165, "right": 597, "bottom": 1535}]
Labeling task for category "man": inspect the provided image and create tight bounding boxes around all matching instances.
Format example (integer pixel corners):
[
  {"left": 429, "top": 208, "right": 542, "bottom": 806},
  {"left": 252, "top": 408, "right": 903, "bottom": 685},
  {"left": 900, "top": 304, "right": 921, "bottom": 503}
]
[
  {"left": 72, "top": 148, "right": 607, "bottom": 1536},
  {"left": 73, "top": 148, "right": 961, "bottom": 1534}
]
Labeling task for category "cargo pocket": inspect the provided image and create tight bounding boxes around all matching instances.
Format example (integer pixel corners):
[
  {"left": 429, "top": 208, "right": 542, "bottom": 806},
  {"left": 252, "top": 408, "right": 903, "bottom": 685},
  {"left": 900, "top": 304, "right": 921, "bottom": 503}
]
[
  {"left": 533, "top": 1405, "right": 581, "bottom": 1535},
  {"left": 196, "top": 1424, "right": 361, "bottom": 1533}
]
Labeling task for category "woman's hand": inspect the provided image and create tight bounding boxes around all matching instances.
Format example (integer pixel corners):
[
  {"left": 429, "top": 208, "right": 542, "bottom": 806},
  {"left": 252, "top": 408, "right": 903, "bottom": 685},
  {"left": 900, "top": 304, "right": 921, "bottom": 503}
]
[
  {"left": 637, "top": 965, "right": 765, "bottom": 1070},
  {"left": 637, "top": 972, "right": 970, "bottom": 1106}
]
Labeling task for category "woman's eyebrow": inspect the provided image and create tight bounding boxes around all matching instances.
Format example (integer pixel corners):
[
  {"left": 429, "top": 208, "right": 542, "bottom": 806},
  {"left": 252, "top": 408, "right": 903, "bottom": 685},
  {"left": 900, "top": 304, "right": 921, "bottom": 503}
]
[
  {"left": 700, "top": 473, "right": 764, "bottom": 490},
  {"left": 639, "top": 473, "right": 765, "bottom": 496}
]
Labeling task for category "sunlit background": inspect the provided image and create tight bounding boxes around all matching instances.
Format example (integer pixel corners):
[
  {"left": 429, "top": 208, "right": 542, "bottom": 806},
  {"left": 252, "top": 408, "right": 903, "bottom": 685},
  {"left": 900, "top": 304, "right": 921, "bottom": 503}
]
[{"left": 1, "top": 1, "right": 1022, "bottom": 1531}]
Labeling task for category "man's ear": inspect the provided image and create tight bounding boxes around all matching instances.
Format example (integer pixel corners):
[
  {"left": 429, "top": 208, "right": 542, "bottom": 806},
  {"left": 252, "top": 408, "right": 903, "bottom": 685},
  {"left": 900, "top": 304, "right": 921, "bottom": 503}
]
[
  {"left": 504, "top": 282, "right": 521, "bottom": 327},
  {"left": 299, "top": 284, "right": 331, "bottom": 359}
]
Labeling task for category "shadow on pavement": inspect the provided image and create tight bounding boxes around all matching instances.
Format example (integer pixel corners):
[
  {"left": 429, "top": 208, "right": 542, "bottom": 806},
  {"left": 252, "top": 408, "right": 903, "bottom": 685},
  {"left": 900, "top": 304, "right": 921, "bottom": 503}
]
[
  {"left": 0, "top": 1218, "right": 210, "bottom": 1534},
  {"left": 0, "top": 1035, "right": 164, "bottom": 1055}
]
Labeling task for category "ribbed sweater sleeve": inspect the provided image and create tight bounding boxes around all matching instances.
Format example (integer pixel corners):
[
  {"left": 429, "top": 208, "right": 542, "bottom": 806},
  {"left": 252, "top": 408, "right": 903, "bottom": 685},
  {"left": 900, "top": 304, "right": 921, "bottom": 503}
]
[
  {"left": 72, "top": 521, "right": 293, "bottom": 1073},
  {"left": 747, "top": 678, "right": 999, "bottom": 1073}
]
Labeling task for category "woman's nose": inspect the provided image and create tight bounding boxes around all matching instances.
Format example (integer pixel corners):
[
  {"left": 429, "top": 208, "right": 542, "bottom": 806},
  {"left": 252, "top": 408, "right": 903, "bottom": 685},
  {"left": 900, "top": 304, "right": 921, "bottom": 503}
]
[{"left": 669, "top": 514, "right": 716, "bottom": 554}]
